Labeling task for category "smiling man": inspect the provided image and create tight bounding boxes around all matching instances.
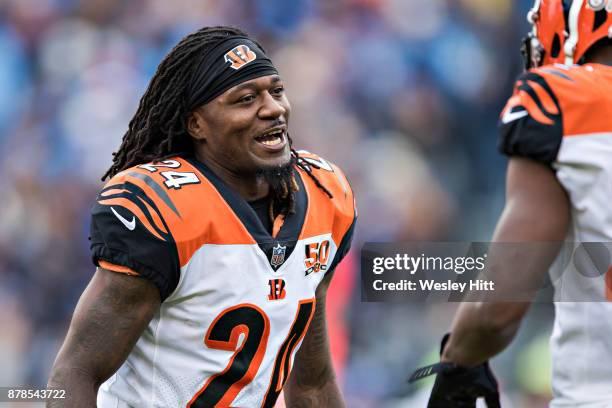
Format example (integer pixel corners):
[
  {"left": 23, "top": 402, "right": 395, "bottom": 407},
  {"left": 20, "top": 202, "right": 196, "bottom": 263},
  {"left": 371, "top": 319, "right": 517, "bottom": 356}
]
[{"left": 47, "top": 26, "right": 355, "bottom": 408}]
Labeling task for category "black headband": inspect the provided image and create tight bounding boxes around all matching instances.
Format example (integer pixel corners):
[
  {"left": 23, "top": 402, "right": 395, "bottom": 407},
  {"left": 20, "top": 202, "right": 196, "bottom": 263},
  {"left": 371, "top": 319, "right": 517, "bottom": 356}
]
[{"left": 186, "top": 36, "right": 279, "bottom": 110}]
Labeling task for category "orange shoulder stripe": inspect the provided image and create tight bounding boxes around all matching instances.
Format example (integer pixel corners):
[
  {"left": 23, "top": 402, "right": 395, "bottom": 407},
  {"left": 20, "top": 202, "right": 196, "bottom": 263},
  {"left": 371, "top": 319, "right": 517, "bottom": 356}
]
[
  {"left": 97, "top": 196, "right": 165, "bottom": 241},
  {"left": 135, "top": 195, "right": 168, "bottom": 235},
  {"left": 517, "top": 89, "right": 554, "bottom": 125},
  {"left": 98, "top": 260, "right": 139, "bottom": 276},
  {"left": 531, "top": 65, "right": 612, "bottom": 136},
  {"left": 527, "top": 79, "right": 559, "bottom": 115}
]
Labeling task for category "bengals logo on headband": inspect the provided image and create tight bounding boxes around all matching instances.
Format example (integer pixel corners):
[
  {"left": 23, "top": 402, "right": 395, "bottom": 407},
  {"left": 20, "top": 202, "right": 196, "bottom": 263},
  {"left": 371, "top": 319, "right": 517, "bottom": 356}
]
[{"left": 224, "top": 44, "right": 257, "bottom": 70}]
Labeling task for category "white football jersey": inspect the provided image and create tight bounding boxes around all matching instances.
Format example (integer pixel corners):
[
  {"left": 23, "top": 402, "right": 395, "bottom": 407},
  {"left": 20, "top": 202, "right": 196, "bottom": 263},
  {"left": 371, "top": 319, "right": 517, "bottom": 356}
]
[
  {"left": 89, "top": 153, "right": 356, "bottom": 407},
  {"left": 499, "top": 63, "right": 612, "bottom": 406}
]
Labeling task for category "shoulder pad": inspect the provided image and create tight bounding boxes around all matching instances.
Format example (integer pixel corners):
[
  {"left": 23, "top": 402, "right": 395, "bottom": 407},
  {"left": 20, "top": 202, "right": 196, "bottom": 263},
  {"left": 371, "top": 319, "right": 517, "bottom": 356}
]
[
  {"left": 295, "top": 150, "right": 355, "bottom": 210},
  {"left": 497, "top": 69, "right": 563, "bottom": 165}
]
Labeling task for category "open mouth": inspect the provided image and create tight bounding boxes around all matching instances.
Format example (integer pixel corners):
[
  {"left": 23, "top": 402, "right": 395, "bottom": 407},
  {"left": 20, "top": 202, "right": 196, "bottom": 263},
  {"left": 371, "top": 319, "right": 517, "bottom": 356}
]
[{"left": 254, "top": 128, "right": 286, "bottom": 149}]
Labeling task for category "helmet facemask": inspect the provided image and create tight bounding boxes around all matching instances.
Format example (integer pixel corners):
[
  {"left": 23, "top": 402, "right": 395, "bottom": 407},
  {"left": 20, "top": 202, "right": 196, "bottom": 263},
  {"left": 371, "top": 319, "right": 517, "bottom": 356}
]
[{"left": 524, "top": 0, "right": 571, "bottom": 68}]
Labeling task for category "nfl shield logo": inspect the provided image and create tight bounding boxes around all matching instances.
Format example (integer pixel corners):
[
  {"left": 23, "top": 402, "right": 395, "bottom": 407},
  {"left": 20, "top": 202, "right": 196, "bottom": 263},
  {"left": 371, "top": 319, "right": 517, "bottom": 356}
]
[{"left": 270, "top": 243, "right": 287, "bottom": 268}]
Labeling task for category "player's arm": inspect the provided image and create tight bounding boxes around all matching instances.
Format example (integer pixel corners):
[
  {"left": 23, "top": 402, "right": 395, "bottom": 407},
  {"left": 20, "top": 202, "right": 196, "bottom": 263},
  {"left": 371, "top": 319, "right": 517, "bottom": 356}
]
[
  {"left": 441, "top": 156, "right": 570, "bottom": 366},
  {"left": 283, "top": 270, "right": 346, "bottom": 408},
  {"left": 46, "top": 268, "right": 160, "bottom": 407}
]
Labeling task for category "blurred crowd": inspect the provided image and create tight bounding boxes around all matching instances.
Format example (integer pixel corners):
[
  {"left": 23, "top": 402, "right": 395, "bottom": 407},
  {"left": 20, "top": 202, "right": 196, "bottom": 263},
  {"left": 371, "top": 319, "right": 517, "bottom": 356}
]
[{"left": 0, "top": 0, "right": 554, "bottom": 406}]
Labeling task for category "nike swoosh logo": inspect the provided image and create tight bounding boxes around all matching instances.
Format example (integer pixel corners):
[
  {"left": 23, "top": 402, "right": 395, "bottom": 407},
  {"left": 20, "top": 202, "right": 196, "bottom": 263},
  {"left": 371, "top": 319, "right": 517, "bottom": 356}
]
[
  {"left": 501, "top": 109, "right": 528, "bottom": 124},
  {"left": 111, "top": 206, "right": 136, "bottom": 231}
]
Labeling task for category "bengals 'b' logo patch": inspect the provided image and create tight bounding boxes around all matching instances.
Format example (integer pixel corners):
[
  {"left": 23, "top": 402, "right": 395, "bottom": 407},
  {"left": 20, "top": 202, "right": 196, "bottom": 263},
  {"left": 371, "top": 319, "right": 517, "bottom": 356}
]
[
  {"left": 224, "top": 45, "right": 257, "bottom": 70},
  {"left": 268, "top": 279, "right": 286, "bottom": 301}
]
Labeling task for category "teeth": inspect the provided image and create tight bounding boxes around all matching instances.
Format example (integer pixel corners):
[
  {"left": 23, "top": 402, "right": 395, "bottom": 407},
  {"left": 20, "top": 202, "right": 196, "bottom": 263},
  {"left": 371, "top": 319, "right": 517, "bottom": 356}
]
[
  {"left": 257, "top": 129, "right": 284, "bottom": 147},
  {"left": 261, "top": 136, "right": 282, "bottom": 146},
  {"left": 263, "top": 129, "right": 282, "bottom": 136}
]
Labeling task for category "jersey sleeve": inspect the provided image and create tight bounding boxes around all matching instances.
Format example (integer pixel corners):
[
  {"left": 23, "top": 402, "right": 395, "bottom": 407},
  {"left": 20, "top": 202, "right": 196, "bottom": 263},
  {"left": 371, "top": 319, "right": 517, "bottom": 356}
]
[
  {"left": 498, "top": 69, "right": 564, "bottom": 166},
  {"left": 90, "top": 171, "right": 180, "bottom": 300}
]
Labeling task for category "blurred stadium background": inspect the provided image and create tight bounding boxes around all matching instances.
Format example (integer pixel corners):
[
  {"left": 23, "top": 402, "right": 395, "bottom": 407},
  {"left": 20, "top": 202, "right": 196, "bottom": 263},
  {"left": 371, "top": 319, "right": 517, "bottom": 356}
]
[{"left": 0, "top": 0, "right": 554, "bottom": 406}]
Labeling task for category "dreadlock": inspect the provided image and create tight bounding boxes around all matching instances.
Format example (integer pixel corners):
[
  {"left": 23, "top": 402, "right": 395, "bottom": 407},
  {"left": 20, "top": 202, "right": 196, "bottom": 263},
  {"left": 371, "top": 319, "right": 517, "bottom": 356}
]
[
  {"left": 263, "top": 135, "right": 333, "bottom": 222},
  {"left": 103, "top": 25, "right": 333, "bottom": 222},
  {"left": 102, "top": 26, "right": 247, "bottom": 180},
  {"left": 292, "top": 147, "right": 334, "bottom": 200}
]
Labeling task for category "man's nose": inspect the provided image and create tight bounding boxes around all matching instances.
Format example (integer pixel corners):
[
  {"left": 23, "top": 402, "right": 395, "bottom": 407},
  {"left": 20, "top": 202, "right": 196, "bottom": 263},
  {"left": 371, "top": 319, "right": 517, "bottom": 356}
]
[{"left": 258, "top": 93, "right": 286, "bottom": 119}]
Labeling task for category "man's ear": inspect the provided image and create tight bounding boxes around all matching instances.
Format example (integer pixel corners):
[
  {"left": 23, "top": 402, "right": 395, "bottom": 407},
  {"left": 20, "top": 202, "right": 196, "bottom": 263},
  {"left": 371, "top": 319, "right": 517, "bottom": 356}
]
[{"left": 187, "top": 109, "right": 208, "bottom": 141}]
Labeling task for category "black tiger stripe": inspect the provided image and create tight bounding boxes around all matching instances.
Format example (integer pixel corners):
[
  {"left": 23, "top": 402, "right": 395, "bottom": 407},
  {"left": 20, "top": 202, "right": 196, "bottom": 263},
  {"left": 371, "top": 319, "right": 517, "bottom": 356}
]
[
  {"left": 99, "top": 192, "right": 170, "bottom": 241},
  {"left": 593, "top": 8, "right": 608, "bottom": 31},
  {"left": 101, "top": 172, "right": 181, "bottom": 217},
  {"left": 518, "top": 72, "right": 562, "bottom": 120},
  {"left": 99, "top": 182, "right": 173, "bottom": 241},
  {"left": 497, "top": 70, "right": 565, "bottom": 166}
]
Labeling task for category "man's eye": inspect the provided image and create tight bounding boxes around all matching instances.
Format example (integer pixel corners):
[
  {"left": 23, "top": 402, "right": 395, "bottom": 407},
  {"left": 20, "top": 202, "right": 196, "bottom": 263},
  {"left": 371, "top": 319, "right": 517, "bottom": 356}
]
[
  {"left": 271, "top": 86, "right": 285, "bottom": 95},
  {"left": 239, "top": 94, "right": 256, "bottom": 103}
]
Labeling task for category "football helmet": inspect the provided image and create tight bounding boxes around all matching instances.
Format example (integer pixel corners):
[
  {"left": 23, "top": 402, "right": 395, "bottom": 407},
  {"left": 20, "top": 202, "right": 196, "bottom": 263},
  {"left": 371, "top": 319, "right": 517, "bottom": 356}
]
[{"left": 522, "top": 0, "right": 612, "bottom": 68}]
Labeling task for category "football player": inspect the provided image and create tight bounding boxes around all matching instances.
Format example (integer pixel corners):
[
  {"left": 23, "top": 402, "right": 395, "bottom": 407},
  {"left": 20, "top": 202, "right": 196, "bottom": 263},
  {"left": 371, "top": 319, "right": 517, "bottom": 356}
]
[
  {"left": 411, "top": 1, "right": 612, "bottom": 406},
  {"left": 47, "top": 26, "right": 355, "bottom": 408}
]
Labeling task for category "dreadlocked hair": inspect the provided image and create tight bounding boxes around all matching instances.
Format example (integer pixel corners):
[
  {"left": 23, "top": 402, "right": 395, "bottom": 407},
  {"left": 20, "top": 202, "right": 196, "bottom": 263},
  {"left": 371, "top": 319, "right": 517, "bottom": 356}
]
[
  {"left": 264, "top": 134, "right": 333, "bottom": 222},
  {"left": 292, "top": 149, "right": 334, "bottom": 199},
  {"left": 102, "top": 26, "right": 254, "bottom": 181}
]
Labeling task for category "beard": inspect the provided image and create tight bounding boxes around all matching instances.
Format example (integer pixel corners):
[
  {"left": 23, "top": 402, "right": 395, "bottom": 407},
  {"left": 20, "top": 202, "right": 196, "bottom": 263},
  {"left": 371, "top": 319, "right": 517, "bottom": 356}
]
[
  {"left": 257, "top": 154, "right": 297, "bottom": 194},
  {"left": 256, "top": 153, "right": 298, "bottom": 217}
]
